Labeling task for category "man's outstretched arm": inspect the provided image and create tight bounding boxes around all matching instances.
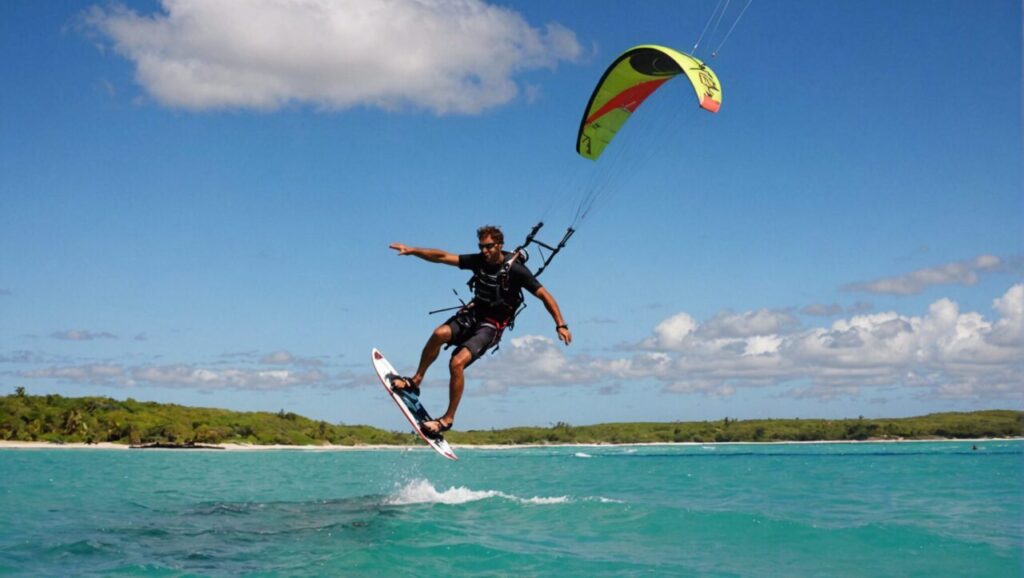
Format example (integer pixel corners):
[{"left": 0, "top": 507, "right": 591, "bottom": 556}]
[
  {"left": 534, "top": 287, "right": 572, "bottom": 345},
  {"left": 389, "top": 243, "right": 459, "bottom": 266}
]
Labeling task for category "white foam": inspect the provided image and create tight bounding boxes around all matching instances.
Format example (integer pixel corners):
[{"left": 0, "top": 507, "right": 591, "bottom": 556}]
[
  {"left": 573, "top": 452, "right": 593, "bottom": 458},
  {"left": 521, "top": 495, "right": 571, "bottom": 505},
  {"left": 385, "top": 479, "right": 499, "bottom": 505},
  {"left": 384, "top": 479, "right": 569, "bottom": 506}
]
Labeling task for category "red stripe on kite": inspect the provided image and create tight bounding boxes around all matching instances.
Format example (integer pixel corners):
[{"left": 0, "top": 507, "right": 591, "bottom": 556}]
[{"left": 585, "top": 78, "right": 671, "bottom": 125}]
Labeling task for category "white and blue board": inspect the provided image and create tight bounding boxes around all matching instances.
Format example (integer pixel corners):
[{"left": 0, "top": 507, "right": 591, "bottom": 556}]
[{"left": 372, "top": 348, "right": 457, "bottom": 461}]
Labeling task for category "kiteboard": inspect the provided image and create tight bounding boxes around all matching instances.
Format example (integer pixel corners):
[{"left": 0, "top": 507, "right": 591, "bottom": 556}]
[{"left": 371, "top": 348, "right": 457, "bottom": 461}]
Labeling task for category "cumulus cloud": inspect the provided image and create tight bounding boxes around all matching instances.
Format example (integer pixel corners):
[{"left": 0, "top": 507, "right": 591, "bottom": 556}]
[
  {"left": 640, "top": 309, "right": 796, "bottom": 349},
  {"left": 843, "top": 254, "right": 1006, "bottom": 295},
  {"left": 700, "top": 309, "right": 799, "bottom": 339},
  {"left": 84, "top": 0, "right": 582, "bottom": 113},
  {"left": 470, "top": 284, "right": 1024, "bottom": 402},
  {"left": 15, "top": 286, "right": 1021, "bottom": 402},
  {"left": 473, "top": 334, "right": 599, "bottom": 393},
  {"left": 990, "top": 284, "right": 1024, "bottom": 345},
  {"left": 642, "top": 312, "right": 698, "bottom": 350},
  {"left": 50, "top": 330, "right": 117, "bottom": 341}
]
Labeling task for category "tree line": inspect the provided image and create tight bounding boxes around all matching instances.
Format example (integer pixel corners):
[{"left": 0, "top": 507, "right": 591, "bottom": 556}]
[{"left": 2, "top": 389, "right": 1020, "bottom": 446}]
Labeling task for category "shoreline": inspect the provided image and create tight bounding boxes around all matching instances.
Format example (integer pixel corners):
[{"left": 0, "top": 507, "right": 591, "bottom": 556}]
[{"left": 1, "top": 438, "right": 1019, "bottom": 451}]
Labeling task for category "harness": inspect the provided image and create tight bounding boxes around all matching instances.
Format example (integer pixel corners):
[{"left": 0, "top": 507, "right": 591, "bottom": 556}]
[
  {"left": 448, "top": 305, "right": 510, "bottom": 353},
  {"left": 428, "top": 222, "right": 575, "bottom": 354},
  {"left": 466, "top": 251, "right": 526, "bottom": 322}
]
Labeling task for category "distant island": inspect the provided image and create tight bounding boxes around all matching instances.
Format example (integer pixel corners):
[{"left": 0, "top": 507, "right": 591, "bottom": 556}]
[{"left": 2, "top": 389, "right": 1021, "bottom": 447}]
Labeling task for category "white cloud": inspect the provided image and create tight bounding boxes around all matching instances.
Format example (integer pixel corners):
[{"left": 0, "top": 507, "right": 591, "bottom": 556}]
[
  {"left": 990, "top": 283, "right": 1024, "bottom": 345},
  {"left": 228, "top": 350, "right": 326, "bottom": 367},
  {"left": 12, "top": 340, "right": 358, "bottom": 391},
  {"left": 23, "top": 364, "right": 129, "bottom": 387},
  {"left": 843, "top": 254, "right": 1006, "bottom": 295},
  {"left": 699, "top": 309, "right": 799, "bottom": 339},
  {"left": 15, "top": 286, "right": 1021, "bottom": 402},
  {"left": 85, "top": 0, "right": 582, "bottom": 113},
  {"left": 639, "top": 309, "right": 797, "bottom": 351},
  {"left": 641, "top": 312, "right": 697, "bottom": 350},
  {"left": 473, "top": 334, "right": 597, "bottom": 393},
  {"left": 466, "top": 284, "right": 1024, "bottom": 402},
  {"left": 134, "top": 365, "right": 327, "bottom": 390},
  {"left": 21, "top": 362, "right": 345, "bottom": 390}
]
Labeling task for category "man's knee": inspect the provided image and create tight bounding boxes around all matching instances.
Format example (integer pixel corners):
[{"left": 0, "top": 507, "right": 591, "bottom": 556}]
[
  {"left": 433, "top": 324, "right": 452, "bottom": 340},
  {"left": 449, "top": 349, "right": 472, "bottom": 373},
  {"left": 430, "top": 324, "right": 452, "bottom": 346}
]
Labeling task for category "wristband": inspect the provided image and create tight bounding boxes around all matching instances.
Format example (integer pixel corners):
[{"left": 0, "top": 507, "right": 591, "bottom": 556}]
[{"left": 557, "top": 324, "right": 569, "bottom": 331}]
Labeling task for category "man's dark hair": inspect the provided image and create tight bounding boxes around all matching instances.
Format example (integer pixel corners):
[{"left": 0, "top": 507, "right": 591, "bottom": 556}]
[{"left": 477, "top": 225, "right": 503, "bottom": 244}]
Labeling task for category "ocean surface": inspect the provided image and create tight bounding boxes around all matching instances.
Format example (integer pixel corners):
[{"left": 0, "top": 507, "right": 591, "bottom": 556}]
[{"left": 0, "top": 441, "right": 1020, "bottom": 577}]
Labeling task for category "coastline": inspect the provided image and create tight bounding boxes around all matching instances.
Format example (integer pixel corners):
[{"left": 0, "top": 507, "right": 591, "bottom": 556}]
[{"left": 1, "top": 438, "right": 1019, "bottom": 451}]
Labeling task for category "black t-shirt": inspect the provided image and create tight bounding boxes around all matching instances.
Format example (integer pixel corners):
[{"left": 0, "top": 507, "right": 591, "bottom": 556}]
[{"left": 459, "top": 252, "right": 542, "bottom": 321}]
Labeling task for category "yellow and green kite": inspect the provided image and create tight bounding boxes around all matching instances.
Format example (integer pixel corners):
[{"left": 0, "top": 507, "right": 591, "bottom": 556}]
[{"left": 576, "top": 45, "right": 722, "bottom": 160}]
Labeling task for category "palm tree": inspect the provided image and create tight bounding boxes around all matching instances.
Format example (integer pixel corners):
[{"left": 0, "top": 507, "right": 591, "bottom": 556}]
[{"left": 62, "top": 409, "right": 83, "bottom": 436}]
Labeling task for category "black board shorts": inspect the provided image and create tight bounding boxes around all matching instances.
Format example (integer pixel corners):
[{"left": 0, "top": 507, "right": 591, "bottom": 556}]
[{"left": 445, "top": 310, "right": 502, "bottom": 364}]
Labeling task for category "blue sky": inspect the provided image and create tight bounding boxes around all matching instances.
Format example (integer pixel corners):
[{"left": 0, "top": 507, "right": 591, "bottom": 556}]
[{"left": 1, "top": 0, "right": 1021, "bottom": 430}]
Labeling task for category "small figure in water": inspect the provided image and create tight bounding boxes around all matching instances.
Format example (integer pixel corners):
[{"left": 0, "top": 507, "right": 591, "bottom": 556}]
[{"left": 389, "top": 225, "right": 572, "bottom": 436}]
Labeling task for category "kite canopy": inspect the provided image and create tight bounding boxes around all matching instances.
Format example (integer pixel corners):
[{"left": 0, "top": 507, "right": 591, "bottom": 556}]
[{"left": 576, "top": 45, "right": 722, "bottom": 160}]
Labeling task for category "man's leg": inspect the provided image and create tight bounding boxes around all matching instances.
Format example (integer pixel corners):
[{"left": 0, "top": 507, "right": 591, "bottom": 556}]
[
  {"left": 393, "top": 324, "right": 452, "bottom": 391},
  {"left": 423, "top": 347, "right": 471, "bottom": 433},
  {"left": 423, "top": 318, "right": 501, "bottom": 433}
]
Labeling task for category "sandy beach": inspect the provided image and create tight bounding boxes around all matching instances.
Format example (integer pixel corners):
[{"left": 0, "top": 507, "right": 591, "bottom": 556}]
[
  {"left": 0, "top": 441, "right": 397, "bottom": 451},
  {"left": 1, "top": 438, "right": 1017, "bottom": 452}
]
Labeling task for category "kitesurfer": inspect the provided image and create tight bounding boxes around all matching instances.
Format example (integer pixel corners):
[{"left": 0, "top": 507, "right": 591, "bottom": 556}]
[{"left": 388, "top": 225, "right": 572, "bottom": 436}]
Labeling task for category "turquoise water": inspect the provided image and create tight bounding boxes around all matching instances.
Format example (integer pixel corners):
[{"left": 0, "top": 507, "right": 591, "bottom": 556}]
[{"left": 1, "top": 441, "right": 1020, "bottom": 577}]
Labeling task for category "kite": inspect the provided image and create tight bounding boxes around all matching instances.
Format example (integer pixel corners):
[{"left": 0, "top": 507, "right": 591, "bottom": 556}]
[{"left": 577, "top": 45, "right": 722, "bottom": 161}]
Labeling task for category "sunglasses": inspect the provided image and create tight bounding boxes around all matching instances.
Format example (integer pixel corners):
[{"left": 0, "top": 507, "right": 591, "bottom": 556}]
[{"left": 478, "top": 242, "right": 499, "bottom": 250}]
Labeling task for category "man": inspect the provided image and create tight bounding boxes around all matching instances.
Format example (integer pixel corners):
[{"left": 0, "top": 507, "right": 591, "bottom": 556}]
[{"left": 388, "top": 225, "right": 572, "bottom": 436}]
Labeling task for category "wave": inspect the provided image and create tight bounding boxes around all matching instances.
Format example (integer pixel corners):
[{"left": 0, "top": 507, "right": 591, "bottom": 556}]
[
  {"left": 573, "top": 452, "right": 593, "bottom": 458},
  {"left": 383, "top": 478, "right": 572, "bottom": 506},
  {"left": 45, "top": 539, "right": 110, "bottom": 557}
]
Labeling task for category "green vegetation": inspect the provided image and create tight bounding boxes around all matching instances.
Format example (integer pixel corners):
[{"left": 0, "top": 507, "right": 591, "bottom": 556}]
[
  {"left": 446, "top": 412, "right": 1023, "bottom": 445},
  {"left": 1, "top": 391, "right": 1021, "bottom": 446},
  {"left": 0, "top": 392, "right": 415, "bottom": 446}
]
